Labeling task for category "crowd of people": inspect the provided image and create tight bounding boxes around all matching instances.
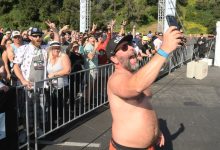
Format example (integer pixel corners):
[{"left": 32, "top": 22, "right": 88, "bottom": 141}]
[
  {"left": 0, "top": 19, "right": 165, "bottom": 140},
  {"left": 0, "top": 20, "right": 165, "bottom": 102},
  {"left": 0, "top": 19, "right": 191, "bottom": 149}
]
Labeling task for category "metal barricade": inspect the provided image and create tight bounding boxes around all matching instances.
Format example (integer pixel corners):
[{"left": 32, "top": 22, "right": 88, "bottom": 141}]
[
  {"left": 16, "top": 64, "right": 114, "bottom": 150},
  {"left": 138, "top": 37, "right": 215, "bottom": 77},
  {"left": 16, "top": 85, "right": 32, "bottom": 150}
]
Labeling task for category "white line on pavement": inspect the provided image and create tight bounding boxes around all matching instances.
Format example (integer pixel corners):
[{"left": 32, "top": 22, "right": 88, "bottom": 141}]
[{"left": 39, "top": 140, "right": 101, "bottom": 148}]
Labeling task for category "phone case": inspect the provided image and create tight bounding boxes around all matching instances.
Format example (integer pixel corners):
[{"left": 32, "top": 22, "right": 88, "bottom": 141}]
[{"left": 166, "top": 15, "right": 180, "bottom": 30}]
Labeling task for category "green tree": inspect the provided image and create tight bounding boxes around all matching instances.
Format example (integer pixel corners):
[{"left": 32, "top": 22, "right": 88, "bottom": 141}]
[
  {"left": 178, "top": 0, "right": 188, "bottom": 6},
  {"left": 59, "top": 0, "right": 80, "bottom": 30},
  {"left": 0, "top": 0, "right": 18, "bottom": 15}
]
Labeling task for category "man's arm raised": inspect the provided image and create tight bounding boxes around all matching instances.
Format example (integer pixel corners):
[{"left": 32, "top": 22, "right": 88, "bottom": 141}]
[{"left": 109, "top": 27, "right": 182, "bottom": 99}]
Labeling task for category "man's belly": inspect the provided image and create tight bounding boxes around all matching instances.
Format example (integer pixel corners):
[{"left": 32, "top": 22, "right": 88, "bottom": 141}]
[{"left": 111, "top": 110, "right": 159, "bottom": 148}]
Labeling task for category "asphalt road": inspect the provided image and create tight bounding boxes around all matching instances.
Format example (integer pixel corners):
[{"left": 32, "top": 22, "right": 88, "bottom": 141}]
[{"left": 41, "top": 65, "right": 220, "bottom": 150}]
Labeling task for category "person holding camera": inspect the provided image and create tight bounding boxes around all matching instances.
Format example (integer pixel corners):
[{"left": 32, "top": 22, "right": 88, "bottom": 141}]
[{"left": 106, "top": 26, "right": 183, "bottom": 150}]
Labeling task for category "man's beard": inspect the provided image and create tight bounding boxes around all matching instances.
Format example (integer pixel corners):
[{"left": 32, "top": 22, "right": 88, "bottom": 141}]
[
  {"left": 119, "top": 56, "right": 139, "bottom": 72},
  {"left": 32, "top": 40, "right": 42, "bottom": 47}
]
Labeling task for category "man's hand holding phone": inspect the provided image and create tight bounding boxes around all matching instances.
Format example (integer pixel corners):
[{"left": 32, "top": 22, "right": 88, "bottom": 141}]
[
  {"left": 166, "top": 15, "right": 185, "bottom": 46},
  {"left": 166, "top": 15, "right": 180, "bottom": 30}
]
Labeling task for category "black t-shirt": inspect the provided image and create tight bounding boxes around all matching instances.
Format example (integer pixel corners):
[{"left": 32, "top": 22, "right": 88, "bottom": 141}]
[
  {"left": 136, "top": 41, "right": 149, "bottom": 54},
  {"left": 197, "top": 37, "right": 206, "bottom": 47},
  {"left": 69, "top": 52, "right": 84, "bottom": 72}
]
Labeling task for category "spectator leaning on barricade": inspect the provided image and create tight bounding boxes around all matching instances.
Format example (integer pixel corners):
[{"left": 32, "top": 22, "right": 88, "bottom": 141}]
[
  {"left": 68, "top": 41, "right": 85, "bottom": 104},
  {"left": 47, "top": 41, "right": 71, "bottom": 87},
  {"left": 68, "top": 41, "right": 84, "bottom": 74},
  {"left": 46, "top": 41, "right": 71, "bottom": 126},
  {"left": 137, "top": 35, "right": 154, "bottom": 58},
  {"left": 2, "top": 30, "right": 23, "bottom": 86},
  {"left": 13, "top": 21, "right": 59, "bottom": 136},
  {"left": 1, "top": 39, "right": 12, "bottom": 85},
  {"left": 84, "top": 32, "right": 99, "bottom": 107}
]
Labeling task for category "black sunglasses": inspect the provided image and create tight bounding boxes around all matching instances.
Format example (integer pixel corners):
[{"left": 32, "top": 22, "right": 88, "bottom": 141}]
[
  {"left": 13, "top": 36, "right": 21, "bottom": 39},
  {"left": 115, "top": 41, "right": 133, "bottom": 53},
  {"left": 32, "top": 35, "right": 42, "bottom": 38}
]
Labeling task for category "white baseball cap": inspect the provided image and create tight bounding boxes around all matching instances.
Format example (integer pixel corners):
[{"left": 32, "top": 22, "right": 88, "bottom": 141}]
[{"left": 12, "top": 31, "right": 21, "bottom": 37}]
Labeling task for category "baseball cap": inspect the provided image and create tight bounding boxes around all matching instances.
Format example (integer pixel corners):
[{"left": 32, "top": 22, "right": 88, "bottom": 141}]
[
  {"left": 49, "top": 41, "right": 61, "bottom": 47},
  {"left": 12, "top": 31, "right": 21, "bottom": 37},
  {"left": 30, "top": 27, "right": 44, "bottom": 36},
  {"left": 6, "top": 30, "right": 11, "bottom": 34},
  {"left": 158, "top": 32, "right": 163, "bottom": 36},
  {"left": 106, "top": 35, "right": 133, "bottom": 60}
]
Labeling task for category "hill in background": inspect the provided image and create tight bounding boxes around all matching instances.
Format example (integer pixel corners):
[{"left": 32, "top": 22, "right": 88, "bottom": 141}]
[{"left": 0, "top": 0, "right": 219, "bottom": 34}]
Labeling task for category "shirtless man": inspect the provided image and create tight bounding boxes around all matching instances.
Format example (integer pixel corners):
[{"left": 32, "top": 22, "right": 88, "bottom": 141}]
[{"left": 106, "top": 26, "right": 182, "bottom": 150}]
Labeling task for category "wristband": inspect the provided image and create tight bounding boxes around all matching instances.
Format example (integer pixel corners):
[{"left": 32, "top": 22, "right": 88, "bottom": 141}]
[{"left": 157, "top": 48, "right": 169, "bottom": 58}]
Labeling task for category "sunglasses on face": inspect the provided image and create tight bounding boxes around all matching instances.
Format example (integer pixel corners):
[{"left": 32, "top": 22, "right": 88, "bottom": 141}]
[
  {"left": 32, "top": 35, "right": 42, "bottom": 38},
  {"left": 115, "top": 42, "right": 133, "bottom": 53},
  {"left": 14, "top": 36, "right": 21, "bottom": 39}
]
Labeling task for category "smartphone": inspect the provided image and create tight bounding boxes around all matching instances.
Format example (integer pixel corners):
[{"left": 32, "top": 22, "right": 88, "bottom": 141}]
[{"left": 166, "top": 15, "right": 180, "bottom": 30}]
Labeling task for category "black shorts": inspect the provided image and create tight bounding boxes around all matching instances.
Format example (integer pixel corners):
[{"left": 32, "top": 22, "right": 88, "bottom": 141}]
[{"left": 109, "top": 138, "right": 155, "bottom": 150}]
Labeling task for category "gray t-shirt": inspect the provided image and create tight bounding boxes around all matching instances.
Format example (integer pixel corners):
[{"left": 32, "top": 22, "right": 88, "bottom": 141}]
[{"left": 29, "top": 49, "right": 45, "bottom": 88}]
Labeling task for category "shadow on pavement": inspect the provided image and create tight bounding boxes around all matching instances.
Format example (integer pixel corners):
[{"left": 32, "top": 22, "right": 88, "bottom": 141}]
[{"left": 156, "top": 118, "right": 185, "bottom": 150}]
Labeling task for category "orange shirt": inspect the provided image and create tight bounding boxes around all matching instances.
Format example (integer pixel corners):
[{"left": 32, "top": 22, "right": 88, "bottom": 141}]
[{"left": 97, "top": 32, "right": 111, "bottom": 65}]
